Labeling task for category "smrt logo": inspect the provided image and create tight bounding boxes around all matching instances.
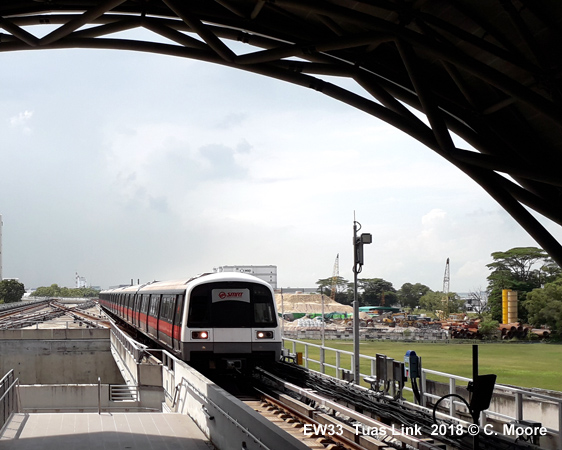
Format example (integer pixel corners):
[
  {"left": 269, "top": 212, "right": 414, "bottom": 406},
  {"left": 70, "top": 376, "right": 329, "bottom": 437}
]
[{"left": 218, "top": 291, "right": 243, "bottom": 299}]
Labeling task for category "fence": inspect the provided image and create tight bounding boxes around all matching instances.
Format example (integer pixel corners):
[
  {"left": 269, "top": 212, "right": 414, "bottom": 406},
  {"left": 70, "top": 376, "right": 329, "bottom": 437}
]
[
  {"left": 283, "top": 337, "right": 562, "bottom": 449},
  {"left": 0, "top": 370, "right": 19, "bottom": 432}
]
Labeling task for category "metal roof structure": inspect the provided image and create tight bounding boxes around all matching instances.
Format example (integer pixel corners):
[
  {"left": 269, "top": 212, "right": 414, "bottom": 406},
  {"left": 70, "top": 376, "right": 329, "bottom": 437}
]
[{"left": 1, "top": 1, "right": 562, "bottom": 264}]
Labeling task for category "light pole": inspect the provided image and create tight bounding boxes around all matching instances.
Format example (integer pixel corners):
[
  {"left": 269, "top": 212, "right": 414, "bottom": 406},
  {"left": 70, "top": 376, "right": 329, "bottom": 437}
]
[{"left": 353, "top": 217, "right": 372, "bottom": 384}]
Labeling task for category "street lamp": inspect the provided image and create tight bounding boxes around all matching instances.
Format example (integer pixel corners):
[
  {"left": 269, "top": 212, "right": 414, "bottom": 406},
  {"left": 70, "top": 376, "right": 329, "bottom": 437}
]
[{"left": 353, "top": 218, "right": 372, "bottom": 384}]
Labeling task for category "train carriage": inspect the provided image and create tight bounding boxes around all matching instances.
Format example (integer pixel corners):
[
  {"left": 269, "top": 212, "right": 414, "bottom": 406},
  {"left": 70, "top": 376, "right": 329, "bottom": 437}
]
[{"left": 99, "top": 272, "right": 281, "bottom": 369}]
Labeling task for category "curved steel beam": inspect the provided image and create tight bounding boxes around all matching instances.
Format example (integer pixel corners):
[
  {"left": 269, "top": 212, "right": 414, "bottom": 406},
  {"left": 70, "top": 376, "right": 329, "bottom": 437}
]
[{"left": 1, "top": 1, "right": 561, "bottom": 266}]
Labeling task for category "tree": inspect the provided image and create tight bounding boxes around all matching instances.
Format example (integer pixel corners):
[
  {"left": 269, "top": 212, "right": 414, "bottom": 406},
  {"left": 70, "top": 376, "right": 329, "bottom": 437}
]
[
  {"left": 479, "top": 318, "right": 499, "bottom": 339},
  {"left": 466, "top": 288, "right": 489, "bottom": 317},
  {"left": 397, "top": 283, "right": 431, "bottom": 308},
  {"left": 486, "top": 247, "right": 561, "bottom": 323},
  {"left": 315, "top": 276, "right": 350, "bottom": 304},
  {"left": 31, "top": 284, "right": 62, "bottom": 297},
  {"left": 31, "top": 284, "right": 100, "bottom": 298},
  {"left": 358, "top": 278, "right": 397, "bottom": 306},
  {"left": 0, "top": 279, "right": 25, "bottom": 303},
  {"left": 419, "top": 291, "right": 464, "bottom": 317},
  {"left": 525, "top": 278, "right": 562, "bottom": 335}
]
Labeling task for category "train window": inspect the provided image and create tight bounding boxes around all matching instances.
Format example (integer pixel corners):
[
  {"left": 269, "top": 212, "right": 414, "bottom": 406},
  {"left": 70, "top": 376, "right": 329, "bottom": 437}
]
[
  {"left": 149, "top": 295, "right": 161, "bottom": 317},
  {"left": 252, "top": 286, "right": 277, "bottom": 327},
  {"left": 254, "top": 303, "right": 275, "bottom": 326},
  {"left": 188, "top": 290, "right": 211, "bottom": 326},
  {"left": 190, "top": 284, "right": 246, "bottom": 327},
  {"left": 213, "top": 299, "right": 250, "bottom": 327},
  {"left": 173, "top": 295, "right": 184, "bottom": 326},
  {"left": 187, "top": 283, "right": 277, "bottom": 328},
  {"left": 141, "top": 295, "right": 150, "bottom": 314},
  {"left": 161, "top": 296, "right": 168, "bottom": 320},
  {"left": 161, "top": 295, "right": 174, "bottom": 322}
]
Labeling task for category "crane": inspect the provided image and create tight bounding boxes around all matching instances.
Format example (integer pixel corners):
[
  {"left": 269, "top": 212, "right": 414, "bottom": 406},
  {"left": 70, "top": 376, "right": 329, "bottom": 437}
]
[
  {"left": 441, "top": 258, "right": 450, "bottom": 319},
  {"left": 330, "top": 254, "right": 340, "bottom": 302}
]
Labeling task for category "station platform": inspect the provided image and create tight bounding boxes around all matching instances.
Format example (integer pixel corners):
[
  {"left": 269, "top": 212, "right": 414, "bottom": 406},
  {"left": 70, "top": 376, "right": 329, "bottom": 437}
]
[{"left": 0, "top": 412, "right": 213, "bottom": 450}]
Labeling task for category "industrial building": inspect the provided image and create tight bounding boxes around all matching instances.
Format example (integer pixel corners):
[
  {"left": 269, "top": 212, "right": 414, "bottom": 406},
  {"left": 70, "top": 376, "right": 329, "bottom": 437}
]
[{"left": 213, "top": 265, "right": 277, "bottom": 289}]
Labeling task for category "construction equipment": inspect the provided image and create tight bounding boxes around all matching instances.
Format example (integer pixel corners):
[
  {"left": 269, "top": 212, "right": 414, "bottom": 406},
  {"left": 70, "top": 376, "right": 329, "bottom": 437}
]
[
  {"left": 440, "top": 258, "right": 450, "bottom": 320},
  {"left": 330, "top": 254, "right": 339, "bottom": 302}
]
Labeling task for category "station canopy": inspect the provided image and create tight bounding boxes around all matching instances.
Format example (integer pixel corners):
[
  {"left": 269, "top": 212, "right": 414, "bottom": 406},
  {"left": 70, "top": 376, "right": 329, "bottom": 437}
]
[{"left": 1, "top": 1, "right": 562, "bottom": 263}]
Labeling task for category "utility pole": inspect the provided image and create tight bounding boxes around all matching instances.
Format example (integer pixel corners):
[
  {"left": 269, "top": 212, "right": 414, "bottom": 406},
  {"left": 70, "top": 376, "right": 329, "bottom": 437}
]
[{"left": 353, "top": 215, "right": 372, "bottom": 384}]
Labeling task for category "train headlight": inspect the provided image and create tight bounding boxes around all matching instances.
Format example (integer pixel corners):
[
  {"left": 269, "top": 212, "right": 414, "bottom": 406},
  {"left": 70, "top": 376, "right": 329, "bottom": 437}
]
[
  {"left": 192, "top": 331, "right": 209, "bottom": 339},
  {"left": 256, "top": 331, "right": 274, "bottom": 339}
]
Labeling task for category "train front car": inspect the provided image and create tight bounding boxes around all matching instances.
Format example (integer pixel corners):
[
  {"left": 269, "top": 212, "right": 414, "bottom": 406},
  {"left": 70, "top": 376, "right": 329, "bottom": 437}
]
[{"left": 183, "top": 272, "right": 281, "bottom": 370}]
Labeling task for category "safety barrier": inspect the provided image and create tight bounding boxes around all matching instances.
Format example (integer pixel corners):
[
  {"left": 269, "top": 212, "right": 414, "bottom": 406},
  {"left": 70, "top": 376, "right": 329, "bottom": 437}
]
[
  {"left": 110, "top": 321, "right": 147, "bottom": 363},
  {"left": 109, "top": 385, "right": 139, "bottom": 402},
  {"left": 283, "top": 338, "right": 562, "bottom": 449},
  {"left": 0, "top": 370, "right": 19, "bottom": 432}
]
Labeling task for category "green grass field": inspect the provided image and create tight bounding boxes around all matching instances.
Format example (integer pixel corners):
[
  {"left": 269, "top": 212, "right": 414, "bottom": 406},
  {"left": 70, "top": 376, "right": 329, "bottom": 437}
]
[{"left": 284, "top": 340, "right": 562, "bottom": 393}]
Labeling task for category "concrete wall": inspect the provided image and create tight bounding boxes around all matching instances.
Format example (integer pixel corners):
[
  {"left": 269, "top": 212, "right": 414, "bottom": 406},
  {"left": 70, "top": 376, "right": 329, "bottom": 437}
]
[
  {"left": 109, "top": 330, "right": 163, "bottom": 386},
  {"left": 108, "top": 329, "right": 165, "bottom": 410},
  {"left": 18, "top": 384, "right": 160, "bottom": 412},
  {"left": 0, "top": 329, "right": 124, "bottom": 384},
  {"left": 163, "top": 357, "right": 310, "bottom": 450}
]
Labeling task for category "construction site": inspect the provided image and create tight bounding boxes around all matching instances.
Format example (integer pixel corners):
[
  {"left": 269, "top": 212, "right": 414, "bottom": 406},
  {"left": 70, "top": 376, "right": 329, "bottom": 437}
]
[
  {"left": 276, "top": 291, "right": 551, "bottom": 342},
  {"left": 276, "top": 258, "right": 551, "bottom": 342}
]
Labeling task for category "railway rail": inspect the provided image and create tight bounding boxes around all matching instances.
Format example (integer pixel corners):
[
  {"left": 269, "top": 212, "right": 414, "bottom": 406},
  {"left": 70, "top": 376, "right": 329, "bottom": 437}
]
[
  {"left": 204, "top": 366, "right": 444, "bottom": 450},
  {"left": 0, "top": 299, "right": 49, "bottom": 318},
  {"left": 245, "top": 363, "right": 541, "bottom": 450},
  {"left": 130, "top": 311, "right": 545, "bottom": 450},
  {"left": 0, "top": 299, "right": 108, "bottom": 330}
]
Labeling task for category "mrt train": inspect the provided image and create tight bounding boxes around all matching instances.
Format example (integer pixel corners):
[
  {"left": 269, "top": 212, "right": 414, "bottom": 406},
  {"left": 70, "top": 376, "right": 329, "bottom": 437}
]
[{"left": 98, "top": 272, "right": 281, "bottom": 369}]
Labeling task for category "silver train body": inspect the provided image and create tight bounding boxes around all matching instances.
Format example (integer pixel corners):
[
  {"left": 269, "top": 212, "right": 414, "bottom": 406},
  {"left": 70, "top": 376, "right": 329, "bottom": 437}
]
[{"left": 99, "top": 272, "right": 281, "bottom": 369}]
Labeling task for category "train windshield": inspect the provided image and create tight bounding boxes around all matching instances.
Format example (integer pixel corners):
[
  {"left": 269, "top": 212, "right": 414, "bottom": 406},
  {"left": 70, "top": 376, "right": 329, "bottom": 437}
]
[{"left": 187, "top": 282, "right": 277, "bottom": 328}]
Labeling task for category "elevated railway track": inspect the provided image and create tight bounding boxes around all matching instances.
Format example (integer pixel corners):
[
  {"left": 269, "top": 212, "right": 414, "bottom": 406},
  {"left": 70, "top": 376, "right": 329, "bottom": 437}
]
[
  {"left": 0, "top": 299, "right": 107, "bottom": 330},
  {"left": 194, "top": 361, "right": 542, "bottom": 450},
  {"left": 0, "top": 303, "right": 549, "bottom": 450}
]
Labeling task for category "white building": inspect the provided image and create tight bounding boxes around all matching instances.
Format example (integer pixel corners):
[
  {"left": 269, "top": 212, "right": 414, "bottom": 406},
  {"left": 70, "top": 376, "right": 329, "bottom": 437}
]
[
  {"left": 75, "top": 272, "right": 88, "bottom": 288},
  {"left": 213, "top": 265, "right": 277, "bottom": 289}
]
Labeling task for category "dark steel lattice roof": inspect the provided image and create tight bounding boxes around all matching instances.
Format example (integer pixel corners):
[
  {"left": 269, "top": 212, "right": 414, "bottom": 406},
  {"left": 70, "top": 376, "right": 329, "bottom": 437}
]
[{"left": 1, "top": 1, "right": 562, "bottom": 264}]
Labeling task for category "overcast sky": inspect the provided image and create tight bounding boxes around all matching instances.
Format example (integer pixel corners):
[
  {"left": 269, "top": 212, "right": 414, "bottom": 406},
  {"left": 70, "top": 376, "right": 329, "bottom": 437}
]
[{"left": 1, "top": 36, "right": 561, "bottom": 293}]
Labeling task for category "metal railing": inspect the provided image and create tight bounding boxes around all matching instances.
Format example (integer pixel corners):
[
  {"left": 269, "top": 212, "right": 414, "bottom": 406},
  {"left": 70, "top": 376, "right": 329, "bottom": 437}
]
[
  {"left": 283, "top": 338, "right": 562, "bottom": 448},
  {"left": 0, "top": 370, "right": 19, "bottom": 431},
  {"left": 110, "top": 321, "right": 147, "bottom": 363},
  {"left": 109, "top": 385, "right": 139, "bottom": 402}
]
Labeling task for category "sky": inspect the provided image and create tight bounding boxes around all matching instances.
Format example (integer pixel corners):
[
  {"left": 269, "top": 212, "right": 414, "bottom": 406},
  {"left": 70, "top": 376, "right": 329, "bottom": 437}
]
[{"left": 1, "top": 30, "right": 561, "bottom": 293}]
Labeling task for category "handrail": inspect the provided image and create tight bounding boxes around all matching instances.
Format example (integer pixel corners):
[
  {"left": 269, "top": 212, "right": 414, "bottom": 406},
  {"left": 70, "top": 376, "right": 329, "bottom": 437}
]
[
  {"left": 98, "top": 377, "right": 101, "bottom": 414},
  {"left": 0, "top": 370, "right": 19, "bottom": 432},
  {"left": 109, "top": 321, "right": 147, "bottom": 363}
]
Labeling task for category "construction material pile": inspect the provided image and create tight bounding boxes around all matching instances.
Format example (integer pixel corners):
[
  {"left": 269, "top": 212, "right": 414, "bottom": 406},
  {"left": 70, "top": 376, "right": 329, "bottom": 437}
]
[
  {"left": 275, "top": 294, "right": 353, "bottom": 314},
  {"left": 500, "top": 323, "right": 550, "bottom": 340}
]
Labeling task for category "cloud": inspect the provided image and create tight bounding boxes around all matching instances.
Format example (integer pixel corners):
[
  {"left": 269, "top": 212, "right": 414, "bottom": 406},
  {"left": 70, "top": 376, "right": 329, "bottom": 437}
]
[
  {"left": 215, "top": 112, "right": 248, "bottom": 129},
  {"left": 421, "top": 209, "right": 448, "bottom": 227},
  {"left": 9, "top": 110, "right": 33, "bottom": 133},
  {"left": 2, "top": 48, "right": 561, "bottom": 292}
]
